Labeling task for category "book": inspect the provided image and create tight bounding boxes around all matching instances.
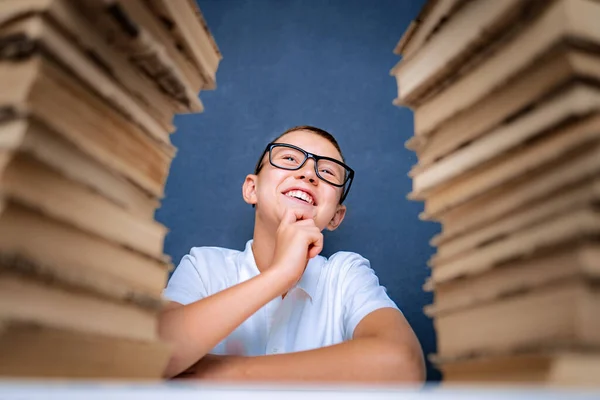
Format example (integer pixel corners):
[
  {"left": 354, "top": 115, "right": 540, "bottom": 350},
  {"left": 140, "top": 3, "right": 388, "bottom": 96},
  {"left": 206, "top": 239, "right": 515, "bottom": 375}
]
[
  {"left": 0, "top": 0, "right": 198, "bottom": 115},
  {"left": 0, "top": 13, "right": 173, "bottom": 150},
  {"left": 0, "top": 320, "right": 170, "bottom": 379},
  {"left": 434, "top": 278, "right": 600, "bottom": 359},
  {"left": 111, "top": 0, "right": 205, "bottom": 93},
  {"left": 439, "top": 350, "right": 600, "bottom": 386},
  {"left": 0, "top": 118, "right": 159, "bottom": 219},
  {"left": 413, "top": 0, "right": 600, "bottom": 137},
  {"left": 408, "top": 47, "right": 600, "bottom": 172},
  {"left": 393, "top": 0, "right": 468, "bottom": 61},
  {"left": 429, "top": 140, "right": 600, "bottom": 240},
  {"left": 0, "top": 55, "right": 174, "bottom": 199},
  {"left": 418, "top": 113, "right": 600, "bottom": 219},
  {"left": 430, "top": 204, "right": 600, "bottom": 284},
  {"left": 0, "top": 199, "right": 170, "bottom": 303},
  {"left": 0, "top": 0, "right": 223, "bottom": 381},
  {"left": 71, "top": 0, "right": 205, "bottom": 110},
  {"left": 145, "top": 0, "right": 222, "bottom": 90},
  {"left": 0, "top": 0, "right": 183, "bottom": 119},
  {"left": 431, "top": 178, "right": 600, "bottom": 264},
  {"left": 0, "top": 272, "right": 160, "bottom": 342},
  {"left": 0, "top": 150, "right": 167, "bottom": 258},
  {"left": 410, "top": 83, "right": 600, "bottom": 197},
  {"left": 391, "top": 0, "right": 600, "bottom": 386},
  {"left": 391, "top": 0, "right": 536, "bottom": 107},
  {"left": 425, "top": 241, "right": 600, "bottom": 315}
]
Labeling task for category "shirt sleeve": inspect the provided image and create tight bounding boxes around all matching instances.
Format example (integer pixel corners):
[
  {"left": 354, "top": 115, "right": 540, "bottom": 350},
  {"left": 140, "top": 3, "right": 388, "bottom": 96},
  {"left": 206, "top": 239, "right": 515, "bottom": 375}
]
[
  {"left": 162, "top": 251, "right": 209, "bottom": 305},
  {"left": 340, "top": 254, "right": 400, "bottom": 340}
]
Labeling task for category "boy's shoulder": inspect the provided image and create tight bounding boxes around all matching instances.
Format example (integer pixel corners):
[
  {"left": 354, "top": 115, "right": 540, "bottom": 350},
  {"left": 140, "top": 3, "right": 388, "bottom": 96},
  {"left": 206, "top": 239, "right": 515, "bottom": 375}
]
[
  {"left": 185, "top": 244, "right": 244, "bottom": 273},
  {"left": 320, "top": 250, "right": 374, "bottom": 277},
  {"left": 324, "top": 250, "right": 369, "bottom": 266},
  {"left": 316, "top": 251, "right": 387, "bottom": 296},
  {"left": 188, "top": 244, "right": 242, "bottom": 259},
  {"left": 182, "top": 245, "right": 247, "bottom": 290}
]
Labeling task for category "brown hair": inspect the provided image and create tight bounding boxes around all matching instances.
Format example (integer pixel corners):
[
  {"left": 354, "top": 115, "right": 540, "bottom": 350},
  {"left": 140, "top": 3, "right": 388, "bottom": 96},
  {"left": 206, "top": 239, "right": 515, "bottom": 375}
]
[{"left": 272, "top": 125, "right": 345, "bottom": 162}]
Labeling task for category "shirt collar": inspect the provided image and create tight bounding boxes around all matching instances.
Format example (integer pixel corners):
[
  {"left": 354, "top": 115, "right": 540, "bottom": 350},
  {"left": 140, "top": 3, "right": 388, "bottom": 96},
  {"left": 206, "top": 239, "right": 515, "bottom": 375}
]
[
  {"left": 243, "top": 240, "right": 321, "bottom": 301},
  {"left": 295, "top": 256, "right": 321, "bottom": 301}
]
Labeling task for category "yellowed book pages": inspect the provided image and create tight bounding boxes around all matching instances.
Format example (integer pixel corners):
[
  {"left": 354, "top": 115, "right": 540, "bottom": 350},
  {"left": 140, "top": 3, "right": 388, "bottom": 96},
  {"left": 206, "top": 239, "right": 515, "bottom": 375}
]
[
  {"left": 0, "top": 0, "right": 186, "bottom": 114},
  {"left": 411, "top": 84, "right": 600, "bottom": 197},
  {"left": 0, "top": 12, "right": 175, "bottom": 142},
  {"left": 68, "top": 0, "right": 204, "bottom": 112},
  {"left": 75, "top": 0, "right": 203, "bottom": 92},
  {"left": 0, "top": 56, "right": 173, "bottom": 198},
  {"left": 425, "top": 241, "right": 600, "bottom": 315},
  {"left": 414, "top": 0, "right": 600, "bottom": 137},
  {"left": 147, "top": 0, "right": 222, "bottom": 90},
  {"left": 434, "top": 279, "right": 600, "bottom": 359},
  {"left": 0, "top": 151, "right": 167, "bottom": 258},
  {"left": 393, "top": 0, "right": 434, "bottom": 55},
  {"left": 432, "top": 178, "right": 600, "bottom": 264},
  {"left": 0, "top": 320, "right": 170, "bottom": 379},
  {"left": 0, "top": 119, "right": 158, "bottom": 219},
  {"left": 113, "top": 0, "right": 205, "bottom": 92},
  {"left": 393, "top": 0, "right": 467, "bottom": 59},
  {"left": 420, "top": 114, "right": 600, "bottom": 219},
  {"left": 391, "top": 0, "right": 531, "bottom": 107},
  {"left": 408, "top": 48, "right": 600, "bottom": 170},
  {"left": 430, "top": 142, "right": 600, "bottom": 240},
  {"left": 439, "top": 351, "right": 600, "bottom": 387},
  {"left": 0, "top": 272, "right": 159, "bottom": 342},
  {"left": 0, "top": 200, "right": 170, "bottom": 300},
  {"left": 431, "top": 205, "right": 600, "bottom": 284}
]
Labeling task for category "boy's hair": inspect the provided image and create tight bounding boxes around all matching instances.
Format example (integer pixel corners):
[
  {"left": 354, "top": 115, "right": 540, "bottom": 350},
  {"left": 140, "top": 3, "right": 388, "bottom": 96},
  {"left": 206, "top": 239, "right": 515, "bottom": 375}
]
[
  {"left": 272, "top": 125, "right": 345, "bottom": 162},
  {"left": 254, "top": 126, "right": 345, "bottom": 176}
]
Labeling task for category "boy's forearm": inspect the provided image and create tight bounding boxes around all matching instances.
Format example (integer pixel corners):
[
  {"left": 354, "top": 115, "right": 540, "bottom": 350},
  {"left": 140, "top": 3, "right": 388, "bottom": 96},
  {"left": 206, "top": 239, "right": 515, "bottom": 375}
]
[
  {"left": 180, "top": 336, "right": 425, "bottom": 384},
  {"left": 159, "top": 268, "right": 289, "bottom": 378}
]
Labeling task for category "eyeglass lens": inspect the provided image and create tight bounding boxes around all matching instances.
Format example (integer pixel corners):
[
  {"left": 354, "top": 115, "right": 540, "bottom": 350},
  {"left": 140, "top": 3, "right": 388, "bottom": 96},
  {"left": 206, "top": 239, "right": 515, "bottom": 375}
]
[{"left": 270, "top": 145, "right": 347, "bottom": 186}]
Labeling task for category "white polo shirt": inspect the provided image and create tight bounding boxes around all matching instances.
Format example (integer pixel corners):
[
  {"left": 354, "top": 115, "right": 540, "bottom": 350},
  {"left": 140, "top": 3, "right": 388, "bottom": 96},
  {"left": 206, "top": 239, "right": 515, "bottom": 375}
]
[{"left": 163, "top": 240, "right": 399, "bottom": 356}]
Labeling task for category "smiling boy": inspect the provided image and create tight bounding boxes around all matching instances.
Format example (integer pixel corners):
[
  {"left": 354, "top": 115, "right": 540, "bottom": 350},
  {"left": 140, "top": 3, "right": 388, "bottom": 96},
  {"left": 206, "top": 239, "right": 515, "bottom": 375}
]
[{"left": 159, "top": 126, "right": 425, "bottom": 382}]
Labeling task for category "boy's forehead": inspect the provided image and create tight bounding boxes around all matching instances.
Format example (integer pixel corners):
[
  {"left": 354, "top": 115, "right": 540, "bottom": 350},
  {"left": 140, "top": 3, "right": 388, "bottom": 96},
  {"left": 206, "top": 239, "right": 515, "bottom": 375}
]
[{"left": 274, "top": 130, "right": 342, "bottom": 161}]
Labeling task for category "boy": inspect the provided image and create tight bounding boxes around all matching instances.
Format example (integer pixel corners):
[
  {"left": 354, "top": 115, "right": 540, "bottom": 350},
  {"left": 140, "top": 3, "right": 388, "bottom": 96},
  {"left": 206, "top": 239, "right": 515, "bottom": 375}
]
[{"left": 159, "top": 126, "right": 425, "bottom": 382}]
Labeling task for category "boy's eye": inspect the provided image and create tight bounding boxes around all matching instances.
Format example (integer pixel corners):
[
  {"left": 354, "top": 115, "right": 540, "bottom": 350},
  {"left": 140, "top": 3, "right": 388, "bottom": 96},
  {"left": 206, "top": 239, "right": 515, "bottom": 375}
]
[
  {"left": 318, "top": 160, "right": 344, "bottom": 180},
  {"left": 320, "top": 168, "right": 335, "bottom": 176},
  {"left": 277, "top": 153, "right": 300, "bottom": 164}
]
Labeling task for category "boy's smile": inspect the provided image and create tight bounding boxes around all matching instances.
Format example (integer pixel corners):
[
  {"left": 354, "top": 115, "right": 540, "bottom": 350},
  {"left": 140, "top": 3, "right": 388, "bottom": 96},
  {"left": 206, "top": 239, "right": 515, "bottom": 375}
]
[{"left": 282, "top": 188, "right": 316, "bottom": 206}]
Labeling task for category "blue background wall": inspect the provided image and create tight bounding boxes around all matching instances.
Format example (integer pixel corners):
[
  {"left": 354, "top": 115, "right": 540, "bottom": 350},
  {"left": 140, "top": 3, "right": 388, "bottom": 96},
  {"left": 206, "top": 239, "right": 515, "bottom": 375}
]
[{"left": 156, "top": 0, "right": 440, "bottom": 381}]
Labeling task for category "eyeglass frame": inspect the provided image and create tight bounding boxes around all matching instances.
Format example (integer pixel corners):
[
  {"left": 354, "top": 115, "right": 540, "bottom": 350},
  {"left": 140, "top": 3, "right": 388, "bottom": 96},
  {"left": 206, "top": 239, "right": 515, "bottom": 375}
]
[{"left": 254, "top": 142, "right": 355, "bottom": 203}]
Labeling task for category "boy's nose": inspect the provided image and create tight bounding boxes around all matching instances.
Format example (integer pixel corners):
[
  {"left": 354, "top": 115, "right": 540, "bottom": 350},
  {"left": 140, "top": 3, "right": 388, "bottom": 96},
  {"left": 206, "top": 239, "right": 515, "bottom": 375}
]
[{"left": 296, "top": 158, "right": 318, "bottom": 184}]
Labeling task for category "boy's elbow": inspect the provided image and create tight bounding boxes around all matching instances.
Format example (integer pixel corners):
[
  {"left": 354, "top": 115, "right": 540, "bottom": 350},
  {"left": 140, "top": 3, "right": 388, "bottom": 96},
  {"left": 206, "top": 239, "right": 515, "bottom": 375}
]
[
  {"left": 386, "top": 341, "right": 426, "bottom": 384},
  {"left": 162, "top": 359, "right": 179, "bottom": 380},
  {"left": 161, "top": 348, "right": 190, "bottom": 379},
  {"left": 157, "top": 309, "right": 192, "bottom": 379}
]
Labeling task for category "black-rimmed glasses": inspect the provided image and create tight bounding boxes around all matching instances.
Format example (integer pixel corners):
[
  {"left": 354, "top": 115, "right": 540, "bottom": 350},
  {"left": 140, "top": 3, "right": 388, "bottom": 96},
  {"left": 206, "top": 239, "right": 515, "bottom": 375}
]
[{"left": 254, "top": 143, "right": 355, "bottom": 203}]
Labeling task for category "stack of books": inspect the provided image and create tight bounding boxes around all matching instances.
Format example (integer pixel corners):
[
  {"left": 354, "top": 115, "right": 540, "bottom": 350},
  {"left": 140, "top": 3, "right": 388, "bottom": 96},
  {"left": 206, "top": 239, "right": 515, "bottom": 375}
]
[
  {"left": 0, "top": 0, "right": 220, "bottom": 379},
  {"left": 391, "top": 0, "right": 600, "bottom": 386}
]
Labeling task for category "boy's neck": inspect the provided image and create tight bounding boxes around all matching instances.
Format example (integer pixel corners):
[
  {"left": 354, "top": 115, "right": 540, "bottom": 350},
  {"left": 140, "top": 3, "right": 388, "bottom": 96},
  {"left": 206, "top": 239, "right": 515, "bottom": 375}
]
[{"left": 251, "top": 219, "right": 276, "bottom": 273}]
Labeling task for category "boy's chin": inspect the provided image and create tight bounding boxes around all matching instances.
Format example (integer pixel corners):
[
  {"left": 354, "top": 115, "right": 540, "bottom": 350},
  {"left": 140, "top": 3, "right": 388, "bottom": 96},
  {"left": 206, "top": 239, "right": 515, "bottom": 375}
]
[{"left": 285, "top": 204, "right": 317, "bottom": 220}]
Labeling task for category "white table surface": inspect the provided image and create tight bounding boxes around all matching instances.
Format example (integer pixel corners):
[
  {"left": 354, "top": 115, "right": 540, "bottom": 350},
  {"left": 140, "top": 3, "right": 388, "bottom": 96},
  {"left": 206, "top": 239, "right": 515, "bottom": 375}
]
[{"left": 0, "top": 381, "right": 599, "bottom": 400}]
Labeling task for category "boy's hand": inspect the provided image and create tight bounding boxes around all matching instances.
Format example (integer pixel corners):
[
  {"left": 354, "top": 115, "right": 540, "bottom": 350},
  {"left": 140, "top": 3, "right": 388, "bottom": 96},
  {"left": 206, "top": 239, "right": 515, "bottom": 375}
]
[{"left": 270, "top": 208, "right": 323, "bottom": 291}]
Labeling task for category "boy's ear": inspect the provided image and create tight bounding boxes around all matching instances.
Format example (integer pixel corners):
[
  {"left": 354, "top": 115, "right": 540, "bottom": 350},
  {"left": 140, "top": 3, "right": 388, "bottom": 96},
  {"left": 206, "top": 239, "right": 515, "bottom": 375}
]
[
  {"left": 326, "top": 204, "right": 347, "bottom": 231},
  {"left": 242, "top": 174, "right": 258, "bottom": 205}
]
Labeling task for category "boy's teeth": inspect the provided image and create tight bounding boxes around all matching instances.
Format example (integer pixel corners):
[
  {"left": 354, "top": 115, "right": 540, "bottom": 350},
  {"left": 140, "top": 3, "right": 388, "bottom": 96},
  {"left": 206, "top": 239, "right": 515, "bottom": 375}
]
[{"left": 285, "top": 190, "right": 314, "bottom": 205}]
